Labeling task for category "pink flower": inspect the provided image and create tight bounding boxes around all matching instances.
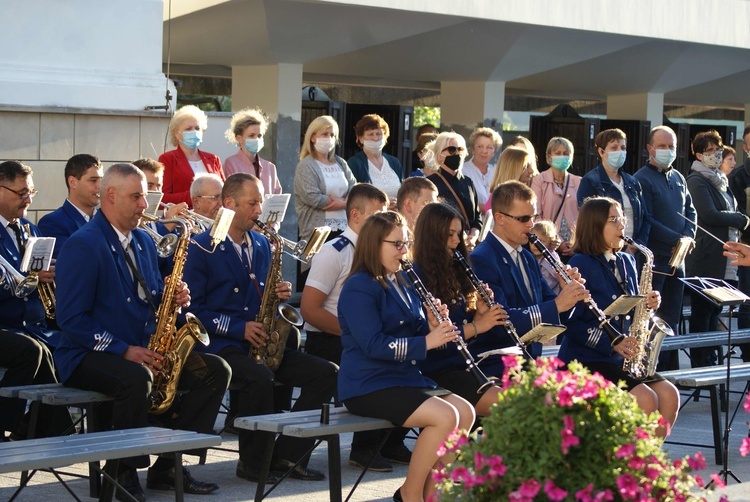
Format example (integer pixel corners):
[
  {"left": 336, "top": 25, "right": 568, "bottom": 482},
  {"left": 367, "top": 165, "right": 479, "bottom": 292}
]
[
  {"left": 710, "top": 473, "right": 726, "bottom": 488},
  {"left": 694, "top": 475, "right": 704, "bottom": 486},
  {"left": 594, "top": 489, "right": 614, "bottom": 501},
  {"left": 561, "top": 415, "right": 581, "bottom": 454},
  {"left": 510, "top": 479, "right": 541, "bottom": 501},
  {"left": 534, "top": 369, "right": 552, "bottom": 387},
  {"left": 450, "top": 466, "right": 470, "bottom": 483},
  {"left": 544, "top": 480, "right": 569, "bottom": 501},
  {"left": 687, "top": 452, "right": 706, "bottom": 470},
  {"left": 644, "top": 466, "right": 660, "bottom": 481},
  {"left": 485, "top": 455, "right": 507, "bottom": 477},
  {"left": 577, "top": 379, "right": 601, "bottom": 400},
  {"left": 635, "top": 428, "right": 650, "bottom": 439},
  {"left": 615, "top": 443, "right": 636, "bottom": 459},
  {"left": 557, "top": 383, "right": 577, "bottom": 407},
  {"left": 473, "top": 451, "right": 485, "bottom": 470},
  {"left": 616, "top": 473, "right": 640, "bottom": 500},
  {"left": 744, "top": 392, "right": 750, "bottom": 413},
  {"left": 575, "top": 483, "right": 594, "bottom": 502},
  {"left": 627, "top": 456, "right": 645, "bottom": 470},
  {"left": 740, "top": 437, "right": 750, "bottom": 457}
]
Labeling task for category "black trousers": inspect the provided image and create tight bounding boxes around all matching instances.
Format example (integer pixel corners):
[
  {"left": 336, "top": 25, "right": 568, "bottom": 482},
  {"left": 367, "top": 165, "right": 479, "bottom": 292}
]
[
  {"left": 0, "top": 330, "right": 72, "bottom": 436},
  {"left": 66, "top": 351, "right": 230, "bottom": 468},
  {"left": 219, "top": 344, "right": 337, "bottom": 468}
]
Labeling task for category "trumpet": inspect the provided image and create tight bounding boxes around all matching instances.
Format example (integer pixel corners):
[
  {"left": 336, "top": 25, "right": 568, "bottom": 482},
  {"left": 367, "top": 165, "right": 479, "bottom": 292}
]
[
  {"left": 138, "top": 213, "right": 180, "bottom": 258},
  {"left": 160, "top": 203, "right": 215, "bottom": 233},
  {"left": 0, "top": 252, "right": 38, "bottom": 298}
]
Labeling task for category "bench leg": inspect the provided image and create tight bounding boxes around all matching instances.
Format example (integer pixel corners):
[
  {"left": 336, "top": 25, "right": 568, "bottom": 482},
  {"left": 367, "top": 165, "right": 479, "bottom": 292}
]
[
  {"left": 174, "top": 453, "right": 184, "bottom": 502},
  {"left": 709, "top": 386, "right": 724, "bottom": 466},
  {"left": 254, "top": 431, "right": 276, "bottom": 502},
  {"left": 86, "top": 403, "right": 103, "bottom": 498},
  {"left": 325, "top": 434, "right": 342, "bottom": 502},
  {"left": 99, "top": 459, "right": 118, "bottom": 502},
  {"left": 19, "top": 401, "right": 42, "bottom": 488}
]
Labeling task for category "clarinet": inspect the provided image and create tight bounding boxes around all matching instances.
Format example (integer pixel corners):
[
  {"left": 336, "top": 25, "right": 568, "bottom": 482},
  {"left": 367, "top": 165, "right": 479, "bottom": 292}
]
[
  {"left": 400, "top": 259, "right": 497, "bottom": 394},
  {"left": 527, "top": 233, "right": 625, "bottom": 347},
  {"left": 452, "top": 250, "right": 532, "bottom": 359}
]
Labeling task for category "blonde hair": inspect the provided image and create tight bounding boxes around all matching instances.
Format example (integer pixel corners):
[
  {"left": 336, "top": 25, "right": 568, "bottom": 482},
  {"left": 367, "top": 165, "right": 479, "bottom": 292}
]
[
  {"left": 225, "top": 107, "right": 268, "bottom": 145},
  {"left": 422, "top": 131, "right": 468, "bottom": 173},
  {"left": 508, "top": 136, "right": 538, "bottom": 173},
  {"left": 531, "top": 220, "right": 558, "bottom": 241},
  {"left": 168, "top": 105, "right": 208, "bottom": 147},
  {"left": 545, "top": 137, "right": 575, "bottom": 164},
  {"left": 488, "top": 146, "right": 534, "bottom": 191},
  {"left": 300, "top": 115, "right": 339, "bottom": 161},
  {"left": 468, "top": 127, "right": 502, "bottom": 151}
]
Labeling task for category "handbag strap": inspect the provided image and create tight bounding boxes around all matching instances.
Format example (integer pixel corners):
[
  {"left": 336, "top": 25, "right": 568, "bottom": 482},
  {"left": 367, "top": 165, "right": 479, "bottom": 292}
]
[
  {"left": 435, "top": 171, "right": 470, "bottom": 226},
  {"left": 552, "top": 174, "right": 571, "bottom": 224}
]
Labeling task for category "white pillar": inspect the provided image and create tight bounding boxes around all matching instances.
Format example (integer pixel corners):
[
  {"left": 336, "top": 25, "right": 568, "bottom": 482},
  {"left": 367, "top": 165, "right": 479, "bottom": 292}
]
[
  {"left": 440, "top": 81, "right": 505, "bottom": 139},
  {"left": 0, "top": 0, "right": 171, "bottom": 110},
  {"left": 607, "top": 93, "right": 664, "bottom": 127},
  {"left": 232, "top": 63, "right": 304, "bottom": 284}
]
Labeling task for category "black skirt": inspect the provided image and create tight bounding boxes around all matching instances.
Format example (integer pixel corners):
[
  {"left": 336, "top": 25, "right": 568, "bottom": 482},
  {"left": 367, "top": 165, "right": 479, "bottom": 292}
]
[
  {"left": 584, "top": 361, "right": 665, "bottom": 391},
  {"left": 343, "top": 386, "right": 451, "bottom": 426},
  {"left": 424, "top": 369, "right": 486, "bottom": 406}
]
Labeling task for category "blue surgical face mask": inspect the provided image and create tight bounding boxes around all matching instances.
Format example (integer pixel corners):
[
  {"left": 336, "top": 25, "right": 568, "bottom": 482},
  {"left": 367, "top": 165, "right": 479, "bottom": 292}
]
[
  {"left": 653, "top": 148, "right": 677, "bottom": 168},
  {"left": 244, "top": 137, "right": 264, "bottom": 155},
  {"left": 550, "top": 155, "right": 572, "bottom": 171},
  {"left": 180, "top": 130, "right": 203, "bottom": 150},
  {"left": 605, "top": 150, "right": 626, "bottom": 170}
]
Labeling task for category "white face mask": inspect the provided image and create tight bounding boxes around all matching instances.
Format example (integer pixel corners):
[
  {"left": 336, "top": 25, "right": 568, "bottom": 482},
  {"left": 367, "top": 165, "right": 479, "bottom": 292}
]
[
  {"left": 363, "top": 138, "right": 385, "bottom": 153},
  {"left": 605, "top": 150, "right": 626, "bottom": 170},
  {"left": 653, "top": 148, "right": 677, "bottom": 168},
  {"left": 314, "top": 137, "right": 335, "bottom": 155}
]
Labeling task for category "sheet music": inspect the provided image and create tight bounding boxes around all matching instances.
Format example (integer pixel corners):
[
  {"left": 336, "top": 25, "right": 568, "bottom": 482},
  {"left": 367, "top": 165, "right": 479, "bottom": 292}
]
[
  {"left": 260, "top": 194, "right": 291, "bottom": 225},
  {"left": 603, "top": 295, "right": 644, "bottom": 317},
  {"left": 144, "top": 191, "right": 164, "bottom": 217},
  {"left": 21, "top": 237, "right": 55, "bottom": 272},
  {"left": 518, "top": 323, "right": 566, "bottom": 345}
]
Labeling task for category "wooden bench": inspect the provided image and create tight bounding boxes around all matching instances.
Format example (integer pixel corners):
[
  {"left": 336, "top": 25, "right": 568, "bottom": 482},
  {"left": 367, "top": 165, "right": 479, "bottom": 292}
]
[
  {"left": 661, "top": 363, "right": 750, "bottom": 465},
  {"left": 235, "top": 406, "right": 394, "bottom": 502},
  {"left": 0, "top": 426, "right": 221, "bottom": 502}
]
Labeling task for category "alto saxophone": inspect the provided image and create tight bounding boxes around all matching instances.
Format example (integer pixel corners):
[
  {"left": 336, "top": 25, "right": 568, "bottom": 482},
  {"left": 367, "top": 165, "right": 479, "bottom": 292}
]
[
  {"left": 622, "top": 236, "right": 674, "bottom": 379},
  {"left": 249, "top": 220, "right": 303, "bottom": 372},
  {"left": 146, "top": 217, "right": 210, "bottom": 414}
]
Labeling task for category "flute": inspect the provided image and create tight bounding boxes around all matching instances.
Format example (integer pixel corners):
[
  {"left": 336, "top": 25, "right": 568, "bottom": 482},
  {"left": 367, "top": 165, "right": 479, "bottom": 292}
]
[
  {"left": 527, "top": 233, "right": 625, "bottom": 347},
  {"left": 452, "top": 250, "right": 532, "bottom": 359},
  {"left": 400, "top": 259, "right": 497, "bottom": 394}
]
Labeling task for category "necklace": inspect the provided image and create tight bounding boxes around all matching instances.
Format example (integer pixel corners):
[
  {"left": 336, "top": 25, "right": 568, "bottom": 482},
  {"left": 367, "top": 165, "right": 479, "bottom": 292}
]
[{"left": 553, "top": 175, "right": 565, "bottom": 188}]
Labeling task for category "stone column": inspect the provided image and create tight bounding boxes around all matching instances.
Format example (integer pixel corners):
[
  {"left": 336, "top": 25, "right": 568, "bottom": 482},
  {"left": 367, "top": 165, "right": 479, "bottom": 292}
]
[
  {"left": 607, "top": 93, "right": 664, "bottom": 127},
  {"left": 232, "top": 63, "right": 303, "bottom": 287},
  {"left": 440, "top": 81, "right": 506, "bottom": 140}
]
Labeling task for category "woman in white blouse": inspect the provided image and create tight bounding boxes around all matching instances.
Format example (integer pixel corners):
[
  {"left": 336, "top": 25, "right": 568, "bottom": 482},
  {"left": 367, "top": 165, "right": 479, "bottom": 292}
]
[
  {"left": 347, "top": 114, "right": 402, "bottom": 209},
  {"left": 462, "top": 127, "right": 502, "bottom": 207},
  {"left": 294, "top": 115, "right": 356, "bottom": 265}
]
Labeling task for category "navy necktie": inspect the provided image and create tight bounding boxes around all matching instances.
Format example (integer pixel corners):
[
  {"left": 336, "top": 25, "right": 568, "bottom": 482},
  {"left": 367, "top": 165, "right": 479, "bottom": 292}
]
[
  {"left": 240, "top": 242, "right": 253, "bottom": 277},
  {"left": 8, "top": 221, "right": 25, "bottom": 257}
]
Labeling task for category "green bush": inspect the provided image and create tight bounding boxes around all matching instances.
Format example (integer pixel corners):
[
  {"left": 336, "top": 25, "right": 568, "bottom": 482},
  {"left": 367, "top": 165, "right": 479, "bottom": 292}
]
[{"left": 435, "top": 356, "right": 710, "bottom": 501}]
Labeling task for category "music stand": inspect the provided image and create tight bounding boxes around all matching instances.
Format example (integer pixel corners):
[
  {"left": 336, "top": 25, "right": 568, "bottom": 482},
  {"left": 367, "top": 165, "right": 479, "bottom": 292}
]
[{"left": 681, "top": 277, "right": 749, "bottom": 485}]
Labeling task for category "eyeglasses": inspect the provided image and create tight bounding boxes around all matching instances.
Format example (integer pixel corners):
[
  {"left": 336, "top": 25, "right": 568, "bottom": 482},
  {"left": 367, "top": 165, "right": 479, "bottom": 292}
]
[
  {"left": 607, "top": 216, "right": 628, "bottom": 226},
  {"left": 703, "top": 147, "right": 724, "bottom": 155},
  {"left": 498, "top": 211, "right": 538, "bottom": 223},
  {"left": 0, "top": 185, "right": 38, "bottom": 200},
  {"left": 195, "top": 195, "right": 221, "bottom": 201},
  {"left": 383, "top": 239, "right": 413, "bottom": 250},
  {"left": 441, "top": 146, "right": 465, "bottom": 155}
]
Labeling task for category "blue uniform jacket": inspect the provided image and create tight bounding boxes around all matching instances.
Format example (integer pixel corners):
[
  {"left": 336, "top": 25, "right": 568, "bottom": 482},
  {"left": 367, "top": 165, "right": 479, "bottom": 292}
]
[
  {"left": 338, "top": 271, "right": 434, "bottom": 402},
  {"left": 0, "top": 219, "right": 54, "bottom": 345},
  {"left": 558, "top": 253, "right": 638, "bottom": 365},
  {"left": 469, "top": 235, "right": 562, "bottom": 375},
  {"left": 346, "top": 151, "right": 403, "bottom": 184},
  {"left": 411, "top": 264, "right": 474, "bottom": 375},
  {"left": 182, "top": 229, "right": 271, "bottom": 355},
  {"left": 37, "top": 200, "right": 89, "bottom": 259},
  {"left": 54, "top": 211, "right": 163, "bottom": 382},
  {"left": 577, "top": 164, "right": 651, "bottom": 246}
]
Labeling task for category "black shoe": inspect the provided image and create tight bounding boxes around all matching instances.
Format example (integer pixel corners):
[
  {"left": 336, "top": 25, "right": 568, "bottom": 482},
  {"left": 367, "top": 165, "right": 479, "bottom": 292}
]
[
  {"left": 271, "top": 458, "right": 326, "bottom": 481},
  {"left": 348, "top": 448, "right": 392, "bottom": 472},
  {"left": 236, "top": 460, "right": 280, "bottom": 483},
  {"left": 115, "top": 468, "right": 146, "bottom": 502},
  {"left": 146, "top": 466, "right": 219, "bottom": 495},
  {"left": 382, "top": 443, "right": 412, "bottom": 465},
  {"left": 393, "top": 487, "right": 404, "bottom": 502}
]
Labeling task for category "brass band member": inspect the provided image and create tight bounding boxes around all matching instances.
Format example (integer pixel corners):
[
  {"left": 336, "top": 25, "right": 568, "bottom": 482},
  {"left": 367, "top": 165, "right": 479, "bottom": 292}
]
[
  {"left": 55, "top": 163, "right": 229, "bottom": 501},
  {"left": 338, "top": 211, "right": 475, "bottom": 502},
  {"left": 182, "top": 173, "right": 337, "bottom": 483},
  {"left": 559, "top": 197, "right": 678, "bottom": 438},
  {"left": 396, "top": 177, "right": 438, "bottom": 232},
  {"left": 412, "top": 202, "right": 506, "bottom": 416},
  {"left": 0, "top": 160, "right": 72, "bottom": 440},
  {"left": 38, "top": 154, "right": 102, "bottom": 259}
]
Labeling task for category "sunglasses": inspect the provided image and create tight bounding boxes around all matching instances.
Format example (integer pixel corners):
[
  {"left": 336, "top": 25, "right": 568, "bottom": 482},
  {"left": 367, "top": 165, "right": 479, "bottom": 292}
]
[
  {"left": 441, "top": 146, "right": 465, "bottom": 155},
  {"left": 498, "top": 211, "right": 538, "bottom": 223}
]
